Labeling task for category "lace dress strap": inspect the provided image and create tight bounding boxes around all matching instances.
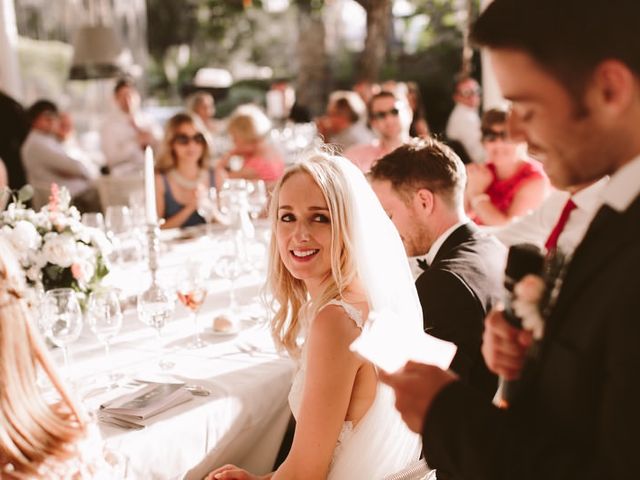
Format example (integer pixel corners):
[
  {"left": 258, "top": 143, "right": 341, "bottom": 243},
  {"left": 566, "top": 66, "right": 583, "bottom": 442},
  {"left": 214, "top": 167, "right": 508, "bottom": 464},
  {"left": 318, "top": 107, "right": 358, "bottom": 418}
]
[{"left": 323, "top": 299, "right": 365, "bottom": 330}]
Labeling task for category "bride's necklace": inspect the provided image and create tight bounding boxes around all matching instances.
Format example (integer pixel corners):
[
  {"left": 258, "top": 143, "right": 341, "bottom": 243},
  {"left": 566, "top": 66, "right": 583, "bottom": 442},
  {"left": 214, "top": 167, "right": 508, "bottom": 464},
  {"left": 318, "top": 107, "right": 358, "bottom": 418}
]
[{"left": 169, "top": 169, "right": 204, "bottom": 189}]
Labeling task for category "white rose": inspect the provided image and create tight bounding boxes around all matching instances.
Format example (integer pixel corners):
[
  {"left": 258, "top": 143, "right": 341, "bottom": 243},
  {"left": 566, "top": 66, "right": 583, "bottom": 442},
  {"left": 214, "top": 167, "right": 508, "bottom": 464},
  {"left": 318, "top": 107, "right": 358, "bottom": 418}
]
[
  {"left": 42, "top": 234, "right": 77, "bottom": 268},
  {"left": 11, "top": 220, "right": 41, "bottom": 251}
]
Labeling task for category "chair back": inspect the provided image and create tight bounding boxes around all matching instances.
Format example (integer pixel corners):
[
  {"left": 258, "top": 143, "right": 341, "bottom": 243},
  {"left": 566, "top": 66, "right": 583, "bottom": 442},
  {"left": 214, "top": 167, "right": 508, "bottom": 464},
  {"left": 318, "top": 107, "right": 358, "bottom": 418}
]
[{"left": 96, "top": 174, "right": 144, "bottom": 212}]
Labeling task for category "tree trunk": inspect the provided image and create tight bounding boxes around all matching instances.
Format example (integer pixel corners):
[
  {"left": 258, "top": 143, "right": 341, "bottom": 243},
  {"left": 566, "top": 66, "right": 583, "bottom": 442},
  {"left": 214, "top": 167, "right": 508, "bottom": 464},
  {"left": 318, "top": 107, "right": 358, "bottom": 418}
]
[
  {"left": 357, "top": 0, "right": 392, "bottom": 82},
  {"left": 295, "top": 4, "right": 329, "bottom": 117}
]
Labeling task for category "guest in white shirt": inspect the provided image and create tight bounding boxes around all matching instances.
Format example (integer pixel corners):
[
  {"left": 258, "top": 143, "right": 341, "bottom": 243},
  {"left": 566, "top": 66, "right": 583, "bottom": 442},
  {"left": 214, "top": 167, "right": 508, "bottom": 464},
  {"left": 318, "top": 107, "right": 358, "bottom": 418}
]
[
  {"left": 21, "top": 100, "right": 99, "bottom": 211},
  {"left": 445, "top": 77, "right": 485, "bottom": 164},
  {"left": 100, "top": 78, "right": 162, "bottom": 176},
  {"left": 492, "top": 177, "right": 608, "bottom": 255}
]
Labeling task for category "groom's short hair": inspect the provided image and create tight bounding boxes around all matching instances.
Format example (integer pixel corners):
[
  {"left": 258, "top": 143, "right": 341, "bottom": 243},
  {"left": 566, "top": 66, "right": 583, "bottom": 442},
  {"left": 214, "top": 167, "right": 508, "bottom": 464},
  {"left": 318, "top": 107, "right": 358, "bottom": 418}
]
[{"left": 369, "top": 137, "right": 466, "bottom": 209}]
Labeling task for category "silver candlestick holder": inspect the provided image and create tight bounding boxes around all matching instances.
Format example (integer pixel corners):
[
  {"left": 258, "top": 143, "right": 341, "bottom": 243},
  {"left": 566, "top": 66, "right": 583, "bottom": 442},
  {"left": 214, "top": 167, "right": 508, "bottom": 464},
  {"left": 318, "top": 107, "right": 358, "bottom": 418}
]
[{"left": 146, "top": 221, "right": 161, "bottom": 286}]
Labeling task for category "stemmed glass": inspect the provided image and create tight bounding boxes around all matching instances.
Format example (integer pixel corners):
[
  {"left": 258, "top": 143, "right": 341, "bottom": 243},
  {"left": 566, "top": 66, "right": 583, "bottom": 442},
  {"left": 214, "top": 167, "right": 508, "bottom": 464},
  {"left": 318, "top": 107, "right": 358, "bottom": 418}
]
[
  {"left": 86, "top": 289, "right": 123, "bottom": 388},
  {"left": 214, "top": 253, "right": 245, "bottom": 320},
  {"left": 137, "top": 286, "right": 176, "bottom": 370},
  {"left": 247, "top": 180, "right": 267, "bottom": 220},
  {"left": 81, "top": 212, "right": 105, "bottom": 231},
  {"left": 43, "top": 288, "right": 84, "bottom": 376},
  {"left": 177, "top": 274, "right": 208, "bottom": 349},
  {"left": 197, "top": 187, "right": 223, "bottom": 232}
]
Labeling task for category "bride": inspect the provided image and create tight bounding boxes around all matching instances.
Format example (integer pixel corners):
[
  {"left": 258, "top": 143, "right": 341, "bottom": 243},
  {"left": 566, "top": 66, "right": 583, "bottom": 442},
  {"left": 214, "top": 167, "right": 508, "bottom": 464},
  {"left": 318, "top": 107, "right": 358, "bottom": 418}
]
[{"left": 208, "top": 153, "right": 427, "bottom": 479}]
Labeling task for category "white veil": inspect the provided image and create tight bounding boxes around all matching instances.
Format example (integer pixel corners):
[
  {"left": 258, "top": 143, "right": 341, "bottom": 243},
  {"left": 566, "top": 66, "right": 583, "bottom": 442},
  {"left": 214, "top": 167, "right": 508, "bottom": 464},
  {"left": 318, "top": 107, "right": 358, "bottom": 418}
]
[{"left": 327, "top": 155, "right": 424, "bottom": 479}]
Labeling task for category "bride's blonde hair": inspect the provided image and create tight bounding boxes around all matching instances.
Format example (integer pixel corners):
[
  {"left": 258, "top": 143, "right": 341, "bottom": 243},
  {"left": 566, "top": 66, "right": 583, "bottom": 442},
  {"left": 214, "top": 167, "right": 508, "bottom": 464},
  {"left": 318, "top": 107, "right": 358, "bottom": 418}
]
[
  {"left": 0, "top": 238, "right": 88, "bottom": 478},
  {"left": 266, "top": 153, "right": 358, "bottom": 357}
]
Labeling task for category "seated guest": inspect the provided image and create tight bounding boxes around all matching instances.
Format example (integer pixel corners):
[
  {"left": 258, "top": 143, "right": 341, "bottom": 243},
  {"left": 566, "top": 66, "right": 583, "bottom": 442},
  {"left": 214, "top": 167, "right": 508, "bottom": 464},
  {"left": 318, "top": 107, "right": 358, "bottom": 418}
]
[
  {"left": 214, "top": 105, "right": 285, "bottom": 190},
  {"left": 493, "top": 176, "right": 608, "bottom": 255},
  {"left": 21, "top": 100, "right": 99, "bottom": 211},
  {"left": 344, "top": 91, "right": 412, "bottom": 173},
  {"left": 187, "top": 91, "right": 222, "bottom": 135},
  {"left": 316, "top": 91, "right": 375, "bottom": 150},
  {"left": 370, "top": 138, "right": 505, "bottom": 401},
  {"left": 100, "top": 77, "right": 162, "bottom": 176},
  {"left": 155, "top": 112, "right": 215, "bottom": 229},
  {"left": 0, "top": 238, "right": 111, "bottom": 477},
  {"left": 0, "top": 89, "right": 29, "bottom": 190},
  {"left": 466, "top": 108, "right": 548, "bottom": 226},
  {"left": 445, "top": 77, "right": 485, "bottom": 164}
]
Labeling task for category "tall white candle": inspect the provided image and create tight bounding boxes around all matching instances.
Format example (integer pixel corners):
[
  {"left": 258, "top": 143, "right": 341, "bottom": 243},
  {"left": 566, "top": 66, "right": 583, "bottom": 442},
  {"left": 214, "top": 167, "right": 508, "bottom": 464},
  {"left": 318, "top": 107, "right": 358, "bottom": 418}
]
[{"left": 144, "top": 146, "right": 158, "bottom": 224}]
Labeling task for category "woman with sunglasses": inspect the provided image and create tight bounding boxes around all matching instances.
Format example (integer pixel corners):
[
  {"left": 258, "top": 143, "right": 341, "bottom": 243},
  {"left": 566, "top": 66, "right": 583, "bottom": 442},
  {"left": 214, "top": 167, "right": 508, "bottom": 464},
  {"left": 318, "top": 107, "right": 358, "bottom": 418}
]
[
  {"left": 155, "top": 112, "right": 215, "bottom": 229},
  {"left": 465, "top": 108, "right": 548, "bottom": 226}
]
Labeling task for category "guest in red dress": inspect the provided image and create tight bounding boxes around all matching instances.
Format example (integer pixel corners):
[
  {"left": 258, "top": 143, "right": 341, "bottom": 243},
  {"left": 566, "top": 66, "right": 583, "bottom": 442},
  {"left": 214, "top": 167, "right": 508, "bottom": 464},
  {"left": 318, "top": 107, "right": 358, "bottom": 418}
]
[
  {"left": 465, "top": 108, "right": 548, "bottom": 226},
  {"left": 214, "top": 104, "right": 285, "bottom": 190}
]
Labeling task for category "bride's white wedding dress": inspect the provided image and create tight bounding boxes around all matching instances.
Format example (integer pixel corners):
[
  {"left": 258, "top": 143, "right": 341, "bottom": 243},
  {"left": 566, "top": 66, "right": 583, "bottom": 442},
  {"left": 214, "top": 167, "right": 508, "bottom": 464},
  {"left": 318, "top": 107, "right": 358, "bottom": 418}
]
[{"left": 289, "top": 299, "right": 424, "bottom": 480}]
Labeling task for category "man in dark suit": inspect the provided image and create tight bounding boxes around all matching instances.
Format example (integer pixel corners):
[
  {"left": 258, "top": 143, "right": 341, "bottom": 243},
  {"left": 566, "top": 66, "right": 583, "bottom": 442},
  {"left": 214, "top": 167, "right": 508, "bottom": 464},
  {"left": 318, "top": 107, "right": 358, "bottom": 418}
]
[
  {"left": 0, "top": 90, "right": 29, "bottom": 190},
  {"left": 380, "top": 1, "right": 640, "bottom": 479},
  {"left": 370, "top": 138, "right": 506, "bottom": 400}
]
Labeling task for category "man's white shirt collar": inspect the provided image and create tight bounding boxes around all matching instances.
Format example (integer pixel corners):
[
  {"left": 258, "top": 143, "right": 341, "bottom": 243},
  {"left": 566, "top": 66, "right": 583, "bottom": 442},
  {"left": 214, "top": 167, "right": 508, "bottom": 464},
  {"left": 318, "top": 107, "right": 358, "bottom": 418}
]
[
  {"left": 425, "top": 219, "right": 469, "bottom": 266},
  {"left": 600, "top": 154, "right": 640, "bottom": 212}
]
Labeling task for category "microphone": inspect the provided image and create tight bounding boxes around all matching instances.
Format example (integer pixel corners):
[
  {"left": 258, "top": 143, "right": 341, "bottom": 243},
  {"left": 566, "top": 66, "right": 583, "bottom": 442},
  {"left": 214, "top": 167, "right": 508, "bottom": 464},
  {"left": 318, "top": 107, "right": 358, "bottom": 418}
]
[{"left": 499, "top": 243, "right": 544, "bottom": 407}]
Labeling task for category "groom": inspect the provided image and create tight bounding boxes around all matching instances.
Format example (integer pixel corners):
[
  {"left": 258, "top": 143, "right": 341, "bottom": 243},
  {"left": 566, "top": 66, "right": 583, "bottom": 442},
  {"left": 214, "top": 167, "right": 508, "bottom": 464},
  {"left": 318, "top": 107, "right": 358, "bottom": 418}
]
[
  {"left": 370, "top": 138, "right": 506, "bottom": 400},
  {"left": 381, "top": 1, "right": 640, "bottom": 479}
]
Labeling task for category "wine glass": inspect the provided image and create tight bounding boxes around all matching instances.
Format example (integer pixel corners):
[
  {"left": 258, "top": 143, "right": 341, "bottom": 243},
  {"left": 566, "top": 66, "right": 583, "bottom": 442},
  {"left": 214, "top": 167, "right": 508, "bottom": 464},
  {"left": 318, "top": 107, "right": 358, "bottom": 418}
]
[
  {"left": 137, "top": 285, "right": 176, "bottom": 370},
  {"left": 214, "top": 253, "right": 245, "bottom": 320},
  {"left": 177, "top": 275, "right": 208, "bottom": 349},
  {"left": 197, "top": 186, "right": 221, "bottom": 233},
  {"left": 43, "top": 288, "right": 84, "bottom": 375},
  {"left": 81, "top": 212, "right": 105, "bottom": 231},
  {"left": 87, "top": 289, "right": 123, "bottom": 388},
  {"left": 246, "top": 180, "right": 267, "bottom": 220}
]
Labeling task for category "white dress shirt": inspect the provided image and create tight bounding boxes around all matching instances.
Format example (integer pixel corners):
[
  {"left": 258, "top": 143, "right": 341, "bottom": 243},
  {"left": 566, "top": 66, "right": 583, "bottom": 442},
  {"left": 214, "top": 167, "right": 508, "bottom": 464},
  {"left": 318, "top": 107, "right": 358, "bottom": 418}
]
[
  {"left": 600, "top": 154, "right": 640, "bottom": 213},
  {"left": 445, "top": 103, "right": 485, "bottom": 164},
  {"left": 21, "top": 130, "right": 96, "bottom": 196},
  {"left": 492, "top": 177, "right": 608, "bottom": 256},
  {"left": 100, "top": 108, "right": 161, "bottom": 176}
]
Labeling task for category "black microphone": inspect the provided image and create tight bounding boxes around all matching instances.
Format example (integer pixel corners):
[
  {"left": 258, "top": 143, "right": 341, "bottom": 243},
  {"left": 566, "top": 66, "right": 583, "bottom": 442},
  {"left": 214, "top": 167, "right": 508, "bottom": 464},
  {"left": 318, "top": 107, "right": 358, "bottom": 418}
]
[{"left": 499, "top": 243, "right": 544, "bottom": 407}]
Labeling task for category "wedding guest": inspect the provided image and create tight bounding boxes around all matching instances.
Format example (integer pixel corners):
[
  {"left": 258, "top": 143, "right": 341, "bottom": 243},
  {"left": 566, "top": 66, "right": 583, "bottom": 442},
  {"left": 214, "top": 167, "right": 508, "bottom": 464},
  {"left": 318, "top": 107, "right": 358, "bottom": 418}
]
[
  {"left": 0, "top": 89, "right": 29, "bottom": 189},
  {"left": 0, "top": 238, "right": 111, "bottom": 478},
  {"left": 353, "top": 79, "right": 381, "bottom": 106},
  {"left": 214, "top": 105, "right": 285, "bottom": 190},
  {"left": 466, "top": 108, "right": 548, "bottom": 226},
  {"left": 21, "top": 100, "right": 100, "bottom": 211},
  {"left": 187, "top": 91, "right": 222, "bottom": 135},
  {"left": 100, "top": 77, "right": 162, "bottom": 176},
  {"left": 155, "top": 112, "right": 215, "bottom": 229},
  {"left": 344, "top": 91, "right": 412, "bottom": 173},
  {"left": 316, "top": 91, "right": 375, "bottom": 150},
  {"left": 381, "top": 1, "right": 640, "bottom": 479},
  {"left": 370, "top": 138, "right": 505, "bottom": 401},
  {"left": 445, "top": 77, "right": 484, "bottom": 164},
  {"left": 207, "top": 153, "right": 426, "bottom": 479}
]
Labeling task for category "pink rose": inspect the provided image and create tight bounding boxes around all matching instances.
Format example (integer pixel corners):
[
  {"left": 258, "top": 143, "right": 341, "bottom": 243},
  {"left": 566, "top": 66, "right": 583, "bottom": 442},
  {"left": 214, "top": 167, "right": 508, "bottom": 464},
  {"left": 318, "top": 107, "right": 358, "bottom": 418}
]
[{"left": 71, "top": 262, "right": 84, "bottom": 281}]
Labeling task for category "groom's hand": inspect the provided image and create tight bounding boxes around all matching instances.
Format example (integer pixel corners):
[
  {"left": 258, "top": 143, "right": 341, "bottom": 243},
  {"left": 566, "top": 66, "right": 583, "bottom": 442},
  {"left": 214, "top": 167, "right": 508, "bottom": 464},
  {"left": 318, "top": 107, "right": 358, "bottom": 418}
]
[{"left": 379, "top": 362, "right": 456, "bottom": 433}]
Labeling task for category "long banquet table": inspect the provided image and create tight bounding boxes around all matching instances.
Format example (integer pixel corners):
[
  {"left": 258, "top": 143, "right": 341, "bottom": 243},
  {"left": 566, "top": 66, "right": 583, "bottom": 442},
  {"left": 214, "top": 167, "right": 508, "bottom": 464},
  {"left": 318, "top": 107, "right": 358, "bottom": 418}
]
[{"left": 51, "top": 226, "right": 295, "bottom": 480}]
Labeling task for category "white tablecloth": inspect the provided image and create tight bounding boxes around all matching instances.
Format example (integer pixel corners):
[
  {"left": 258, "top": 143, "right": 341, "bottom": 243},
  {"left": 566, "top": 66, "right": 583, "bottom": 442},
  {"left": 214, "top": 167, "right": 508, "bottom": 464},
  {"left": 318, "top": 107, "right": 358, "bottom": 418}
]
[{"left": 52, "top": 228, "right": 295, "bottom": 480}]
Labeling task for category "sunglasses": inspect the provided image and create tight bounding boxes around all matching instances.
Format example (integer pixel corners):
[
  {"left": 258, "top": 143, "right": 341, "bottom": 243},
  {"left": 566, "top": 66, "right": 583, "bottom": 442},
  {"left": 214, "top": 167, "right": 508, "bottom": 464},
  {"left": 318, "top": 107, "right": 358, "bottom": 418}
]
[
  {"left": 370, "top": 108, "right": 400, "bottom": 121},
  {"left": 173, "top": 133, "right": 206, "bottom": 145},
  {"left": 458, "top": 87, "right": 481, "bottom": 98},
  {"left": 482, "top": 129, "right": 508, "bottom": 142}
]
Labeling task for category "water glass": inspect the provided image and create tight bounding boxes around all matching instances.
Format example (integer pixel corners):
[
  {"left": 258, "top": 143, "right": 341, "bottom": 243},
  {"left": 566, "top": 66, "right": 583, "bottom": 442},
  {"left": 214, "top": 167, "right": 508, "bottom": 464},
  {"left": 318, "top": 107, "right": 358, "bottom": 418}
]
[
  {"left": 247, "top": 180, "right": 267, "bottom": 219},
  {"left": 81, "top": 212, "right": 105, "bottom": 231},
  {"left": 87, "top": 289, "right": 123, "bottom": 387},
  {"left": 197, "top": 187, "right": 220, "bottom": 229},
  {"left": 137, "top": 286, "right": 175, "bottom": 370},
  {"left": 43, "top": 288, "right": 83, "bottom": 374}
]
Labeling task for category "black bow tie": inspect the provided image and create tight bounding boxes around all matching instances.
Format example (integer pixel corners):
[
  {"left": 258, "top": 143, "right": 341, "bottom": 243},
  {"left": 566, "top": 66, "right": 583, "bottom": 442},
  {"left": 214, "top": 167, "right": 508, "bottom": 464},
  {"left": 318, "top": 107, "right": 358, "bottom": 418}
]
[{"left": 416, "top": 258, "right": 429, "bottom": 271}]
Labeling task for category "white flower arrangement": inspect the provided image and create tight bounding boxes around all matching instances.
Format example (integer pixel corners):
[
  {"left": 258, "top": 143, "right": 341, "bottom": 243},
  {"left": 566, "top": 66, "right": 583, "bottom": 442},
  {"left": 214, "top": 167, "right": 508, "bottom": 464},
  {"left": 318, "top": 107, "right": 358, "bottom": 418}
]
[{"left": 0, "top": 184, "right": 112, "bottom": 296}]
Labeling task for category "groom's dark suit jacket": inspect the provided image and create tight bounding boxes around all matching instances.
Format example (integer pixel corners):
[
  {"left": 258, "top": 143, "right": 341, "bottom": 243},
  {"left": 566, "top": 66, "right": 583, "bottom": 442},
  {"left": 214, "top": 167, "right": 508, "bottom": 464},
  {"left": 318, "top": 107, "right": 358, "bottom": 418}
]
[
  {"left": 416, "top": 222, "right": 505, "bottom": 400},
  {"left": 422, "top": 194, "right": 640, "bottom": 480}
]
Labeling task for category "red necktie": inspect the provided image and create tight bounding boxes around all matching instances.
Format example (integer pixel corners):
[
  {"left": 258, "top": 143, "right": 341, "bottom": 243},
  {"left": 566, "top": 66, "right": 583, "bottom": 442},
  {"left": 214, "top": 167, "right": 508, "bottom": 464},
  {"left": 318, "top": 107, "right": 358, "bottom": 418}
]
[{"left": 544, "top": 198, "right": 577, "bottom": 252}]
